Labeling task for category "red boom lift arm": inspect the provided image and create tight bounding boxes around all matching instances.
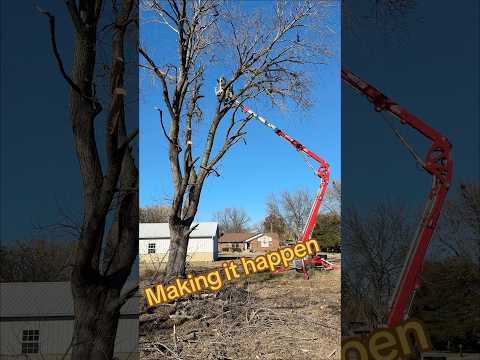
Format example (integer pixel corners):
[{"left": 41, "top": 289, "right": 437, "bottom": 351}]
[
  {"left": 215, "top": 79, "right": 330, "bottom": 279},
  {"left": 341, "top": 67, "right": 453, "bottom": 327},
  {"left": 235, "top": 101, "right": 331, "bottom": 280}
]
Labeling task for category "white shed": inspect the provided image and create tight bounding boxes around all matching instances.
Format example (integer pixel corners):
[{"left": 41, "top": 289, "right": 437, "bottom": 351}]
[
  {"left": 139, "top": 222, "right": 219, "bottom": 262},
  {"left": 0, "top": 282, "right": 139, "bottom": 359}
]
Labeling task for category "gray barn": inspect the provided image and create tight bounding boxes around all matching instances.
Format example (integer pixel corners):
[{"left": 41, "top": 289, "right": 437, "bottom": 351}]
[{"left": 0, "top": 282, "right": 139, "bottom": 359}]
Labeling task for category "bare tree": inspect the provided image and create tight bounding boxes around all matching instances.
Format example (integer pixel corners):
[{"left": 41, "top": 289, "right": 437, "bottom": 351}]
[
  {"left": 263, "top": 186, "right": 340, "bottom": 247},
  {"left": 324, "top": 180, "right": 341, "bottom": 216},
  {"left": 40, "top": 1, "right": 138, "bottom": 359},
  {"left": 264, "top": 189, "right": 323, "bottom": 241},
  {"left": 213, "top": 207, "right": 250, "bottom": 232},
  {"left": 342, "top": 202, "right": 414, "bottom": 329},
  {"left": 141, "top": 0, "right": 332, "bottom": 277},
  {"left": 436, "top": 182, "right": 480, "bottom": 261},
  {"left": 343, "top": 0, "right": 417, "bottom": 35},
  {"left": 140, "top": 204, "right": 170, "bottom": 223},
  {"left": 280, "top": 189, "right": 315, "bottom": 241},
  {"left": 458, "top": 182, "right": 480, "bottom": 238},
  {"left": 0, "top": 239, "right": 74, "bottom": 282}
]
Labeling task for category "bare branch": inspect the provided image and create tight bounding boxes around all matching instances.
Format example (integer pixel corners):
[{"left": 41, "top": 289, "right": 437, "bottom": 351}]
[
  {"left": 200, "top": 165, "right": 221, "bottom": 177},
  {"left": 139, "top": 47, "right": 176, "bottom": 118},
  {"left": 213, "top": 207, "right": 251, "bottom": 232},
  {"left": 37, "top": 8, "right": 82, "bottom": 95},
  {"left": 38, "top": 6, "right": 103, "bottom": 114},
  {"left": 108, "top": 284, "right": 139, "bottom": 312},
  {"left": 155, "top": 108, "right": 181, "bottom": 151}
]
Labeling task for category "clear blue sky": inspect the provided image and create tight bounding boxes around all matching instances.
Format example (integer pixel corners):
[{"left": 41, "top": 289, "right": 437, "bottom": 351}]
[
  {"left": 140, "top": 1, "right": 341, "bottom": 226},
  {"left": 1, "top": 1, "right": 82, "bottom": 242},
  {"left": 342, "top": 0, "right": 479, "bottom": 210}
]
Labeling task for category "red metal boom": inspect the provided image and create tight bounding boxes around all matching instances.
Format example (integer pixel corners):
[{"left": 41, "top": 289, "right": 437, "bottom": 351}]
[
  {"left": 234, "top": 101, "right": 330, "bottom": 279},
  {"left": 341, "top": 67, "right": 453, "bottom": 327}
]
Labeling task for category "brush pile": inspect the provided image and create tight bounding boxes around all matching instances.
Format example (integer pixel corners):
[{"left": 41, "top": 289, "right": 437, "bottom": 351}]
[{"left": 140, "top": 264, "right": 341, "bottom": 360}]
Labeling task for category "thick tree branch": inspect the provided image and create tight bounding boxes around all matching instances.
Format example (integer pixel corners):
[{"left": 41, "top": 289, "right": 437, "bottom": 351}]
[
  {"left": 39, "top": 7, "right": 103, "bottom": 115},
  {"left": 139, "top": 47, "right": 176, "bottom": 117},
  {"left": 38, "top": 8, "right": 82, "bottom": 96},
  {"left": 64, "top": 0, "right": 85, "bottom": 33},
  {"left": 118, "top": 129, "right": 139, "bottom": 151},
  {"left": 155, "top": 108, "right": 180, "bottom": 151}
]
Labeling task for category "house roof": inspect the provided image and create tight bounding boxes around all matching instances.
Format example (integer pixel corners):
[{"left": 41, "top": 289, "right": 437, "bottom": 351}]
[
  {"left": 219, "top": 232, "right": 261, "bottom": 243},
  {"left": 139, "top": 222, "right": 218, "bottom": 239},
  {"left": 0, "top": 281, "right": 140, "bottom": 318},
  {"left": 245, "top": 232, "right": 280, "bottom": 243}
]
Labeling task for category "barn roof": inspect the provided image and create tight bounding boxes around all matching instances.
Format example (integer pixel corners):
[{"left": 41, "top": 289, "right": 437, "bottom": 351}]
[
  {"left": 0, "top": 281, "right": 140, "bottom": 318},
  {"left": 139, "top": 222, "right": 218, "bottom": 239}
]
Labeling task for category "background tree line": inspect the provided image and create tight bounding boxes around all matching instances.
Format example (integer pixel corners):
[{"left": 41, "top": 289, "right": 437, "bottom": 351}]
[
  {"left": 140, "top": 204, "right": 169, "bottom": 223},
  {"left": 0, "top": 239, "right": 73, "bottom": 282},
  {"left": 261, "top": 183, "right": 340, "bottom": 250},
  {"left": 207, "top": 183, "right": 341, "bottom": 251},
  {"left": 341, "top": 182, "right": 479, "bottom": 351}
]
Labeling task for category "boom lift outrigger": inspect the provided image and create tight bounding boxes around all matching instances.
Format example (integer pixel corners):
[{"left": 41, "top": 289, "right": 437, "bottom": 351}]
[
  {"left": 215, "top": 78, "right": 331, "bottom": 280},
  {"left": 341, "top": 67, "right": 453, "bottom": 327}
]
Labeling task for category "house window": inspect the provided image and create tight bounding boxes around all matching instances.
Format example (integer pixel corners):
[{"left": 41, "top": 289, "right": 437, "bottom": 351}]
[
  {"left": 148, "top": 243, "right": 156, "bottom": 254},
  {"left": 260, "top": 237, "right": 272, "bottom": 248},
  {"left": 22, "top": 329, "right": 39, "bottom": 354}
]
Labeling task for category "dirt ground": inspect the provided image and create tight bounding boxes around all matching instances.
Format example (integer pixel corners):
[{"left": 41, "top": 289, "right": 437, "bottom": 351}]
[{"left": 139, "top": 255, "right": 341, "bottom": 360}]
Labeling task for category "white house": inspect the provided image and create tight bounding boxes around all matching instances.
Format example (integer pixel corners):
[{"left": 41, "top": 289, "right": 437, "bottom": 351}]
[
  {"left": 0, "top": 282, "right": 139, "bottom": 359},
  {"left": 139, "top": 222, "right": 219, "bottom": 262}
]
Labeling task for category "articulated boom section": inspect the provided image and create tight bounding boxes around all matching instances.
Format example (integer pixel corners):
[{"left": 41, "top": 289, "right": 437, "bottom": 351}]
[
  {"left": 233, "top": 101, "right": 330, "bottom": 279},
  {"left": 341, "top": 67, "right": 453, "bottom": 327}
]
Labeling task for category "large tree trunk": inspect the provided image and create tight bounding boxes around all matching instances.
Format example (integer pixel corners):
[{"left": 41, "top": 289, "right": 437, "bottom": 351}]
[
  {"left": 71, "top": 282, "right": 121, "bottom": 359},
  {"left": 165, "top": 222, "right": 191, "bottom": 278}
]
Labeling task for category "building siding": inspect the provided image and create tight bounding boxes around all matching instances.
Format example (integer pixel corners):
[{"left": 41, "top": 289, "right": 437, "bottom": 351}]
[
  {"left": 139, "top": 234, "right": 218, "bottom": 262},
  {"left": 249, "top": 235, "right": 280, "bottom": 252},
  {"left": 0, "top": 318, "right": 137, "bottom": 358},
  {"left": 140, "top": 251, "right": 214, "bottom": 264},
  {"left": 0, "top": 282, "right": 139, "bottom": 359}
]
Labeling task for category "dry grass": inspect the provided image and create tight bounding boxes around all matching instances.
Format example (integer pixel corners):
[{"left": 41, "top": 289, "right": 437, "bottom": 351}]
[{"left": 139, "top": 257, "right": 341, "bottom": 360}]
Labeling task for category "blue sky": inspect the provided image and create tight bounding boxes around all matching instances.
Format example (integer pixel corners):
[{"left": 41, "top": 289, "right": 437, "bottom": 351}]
[
  {"left": 342, "top": 0, "right": 479, "bottom": 210},
  {"left": 139, "top": 1, "right": 341, "bottom": 227},
  {"left": 1, "top": 1, "right": 82, "bottom": 241}
]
